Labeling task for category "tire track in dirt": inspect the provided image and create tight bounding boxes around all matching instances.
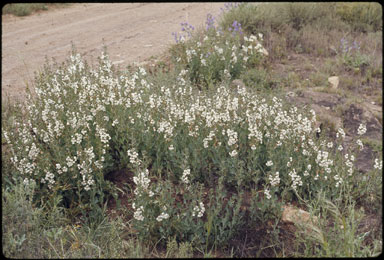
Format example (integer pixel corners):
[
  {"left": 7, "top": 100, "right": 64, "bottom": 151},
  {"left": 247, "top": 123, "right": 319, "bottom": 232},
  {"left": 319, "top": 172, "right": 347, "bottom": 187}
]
[{"left": 2, "top": 3, "right": 224, "bottom": 101}]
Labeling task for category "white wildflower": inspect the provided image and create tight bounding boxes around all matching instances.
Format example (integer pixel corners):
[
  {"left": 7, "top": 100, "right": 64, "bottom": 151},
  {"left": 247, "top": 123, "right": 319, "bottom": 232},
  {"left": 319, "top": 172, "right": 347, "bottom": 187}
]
[
  {"left": 357, "top": 124, "right": 367, "bottom": 135},
  {"left": 266, "top": 160, "right": 273, "bottom": 167},
  {"left": 287, "top": 157, "right": 292, "bottom": 167},
  {"left": 356, "top": 139, "right": 363, "bottom": 150},
  {"left": 112, "top": 119, "right": 119, "bottom": 126},
  {"left": 127, "top": 149, "right": 141, "bottom": 166},
  {"left": 192, "top": 202, "right": 205, "bottom": 218},
  {"left": 227, "top": 129, "right": 238, "bottom": 146},
  {"left": 268, "top": 172, "right": 280, "bottom": 187},
  {"left": 374, "top": 158, "right": 382, "bottom": 170},
  {"left": 156, "top": 212, "right": 170, "bottom": 222},
  {"left": 181, "top": 169, "right": 191, "bottom": 184},
  {"left": 134, "top": 206, "right": 144, "bottom": 221},
  {"left": 133, "top": 169, "right": 151, "bottom": 195},
  {"left": 337, "top": 128, "right": 346, "bottom": 139},
  {"left": 229, "top": 150, "right": 238, "bottom": 157},
  {"left": 288, "top": 169, "right": 302, "bottom": 190},
  {"left": 264, "top": 188, "right": 272, "bottom": 199}
]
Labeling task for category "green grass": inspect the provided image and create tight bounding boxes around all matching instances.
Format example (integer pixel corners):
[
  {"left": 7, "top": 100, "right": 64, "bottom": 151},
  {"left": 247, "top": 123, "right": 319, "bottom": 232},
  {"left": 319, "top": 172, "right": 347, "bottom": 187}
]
[
  {"left": 220, "top": 2, "right": 382, "bottom": 110},
  {"left": 2, "top": 180, "right": 152, "bottom": 258},
  {"left": 292, "top": 193, "right": 382, "bottom": 257}
]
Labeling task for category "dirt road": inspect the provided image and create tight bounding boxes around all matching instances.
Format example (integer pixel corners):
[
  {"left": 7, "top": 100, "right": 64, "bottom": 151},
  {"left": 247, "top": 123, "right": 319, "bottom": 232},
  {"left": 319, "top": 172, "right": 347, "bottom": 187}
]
[{"left": 2, "top": 3, "right": 224, "bottom": 101}]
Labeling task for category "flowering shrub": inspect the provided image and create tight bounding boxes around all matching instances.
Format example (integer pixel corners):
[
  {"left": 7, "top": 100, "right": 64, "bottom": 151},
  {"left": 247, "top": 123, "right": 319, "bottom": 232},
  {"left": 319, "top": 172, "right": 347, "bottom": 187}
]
[
  {"left": 131, "top": 166, "right": 207, "bottom": 245},
  {"left": 3, "top": 49, "right": 381, "bottom": 246},
  {"left": 131, "top": 167, "right": 244, "bottom": 247},
  {"left": 171, "top": 15, "right": 268, "bottom": 89},
  {"left": 3, "top": 52, "right": 119, "bottom": 210}
]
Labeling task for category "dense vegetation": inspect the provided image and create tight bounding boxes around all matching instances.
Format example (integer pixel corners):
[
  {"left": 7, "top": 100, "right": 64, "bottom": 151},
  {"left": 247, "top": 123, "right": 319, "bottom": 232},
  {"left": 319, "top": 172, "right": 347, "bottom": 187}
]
[{"left": 2, "top": 2, "right": 382, "bottom": 257}]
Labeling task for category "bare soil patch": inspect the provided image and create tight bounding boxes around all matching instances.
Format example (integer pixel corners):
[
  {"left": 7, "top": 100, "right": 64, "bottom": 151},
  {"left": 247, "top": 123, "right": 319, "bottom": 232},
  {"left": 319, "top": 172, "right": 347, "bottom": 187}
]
[{"left": 2, "top": 3, "right": 224, "bottom": 101}]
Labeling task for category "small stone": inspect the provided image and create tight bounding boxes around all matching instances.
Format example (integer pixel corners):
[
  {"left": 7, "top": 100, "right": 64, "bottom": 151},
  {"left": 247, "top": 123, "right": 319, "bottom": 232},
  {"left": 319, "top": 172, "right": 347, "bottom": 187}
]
[
  {"left": 282, "top": 205, "right": 313, "bottom": 223},
  {"left": 112, "top": 60, "right": 125, "bottom": 65},
  {"left": 282, "top": 205, "right": 319, "bottom": 234},
  {"left": 286, "top": 91, "right": 296, "bottom": 98},
  {"left": 328, "top": 76, "right": 339, "bottom": 89},
  {"left": 329, "top": 45, "right": 338, "bottom": 56}
]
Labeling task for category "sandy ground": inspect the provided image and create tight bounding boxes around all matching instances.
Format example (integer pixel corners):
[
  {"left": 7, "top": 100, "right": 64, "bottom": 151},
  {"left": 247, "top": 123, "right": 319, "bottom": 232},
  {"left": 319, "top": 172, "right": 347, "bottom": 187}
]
[{"left": 2, "top": 3, "right": 225, "bottom": 101}]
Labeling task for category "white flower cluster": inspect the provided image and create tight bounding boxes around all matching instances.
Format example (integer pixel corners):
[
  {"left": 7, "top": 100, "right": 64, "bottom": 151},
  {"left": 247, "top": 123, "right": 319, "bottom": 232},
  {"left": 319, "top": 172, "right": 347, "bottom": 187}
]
[
  {"left": 4, "top": 49, "right": 368, "bottom": 204},
  {"left": 203, "top": 131, "right": 216, "bottom": 148},
  {"left": 23, "top": 178, "right": 35, "bottom": 187},
  {"left": 268, "top": 171, "right": 280, "bottom": 187},
  {"left": 133, "top": 169, "right": 154, "bottom": 197},
  {"left": 229, "top": 149, "right": 238, "bottom": 157},
  {"left": 264, "top": 188, "right": 272, "bottom": 200},
  {"left": 183, "top": 32, "right": 267, "bottom": 75},
  {"left": 4, "top": 52, "right": 134, "bottom": 194},
  {"left": 132, "top": 203, "right": 144, "bottom": 221},
  {"left": 156, "top": 120, "right": 174, "bottom": 139},
  {"left": 41, "top": 171, "right": 55, "bottom": 189},
  {"left": 336, "top": 128, "right": 346, "bottom": 139},
  {"left": 344, "top": 153, "right": 354, "bottom": 176},
  {"left": 374, "top": 158, "right": 382, "bottom": 170},
  {"left": 357, "top": 123, "right": 367, "bottom": 135},
  {"left": 315, "top": 150, "right": 333, "bottom": 174},
  {"left": 181, "top": 168, "right": 191, "bottom": 184},
  {"left": 223, "top": 69, "right": 231, "bottom": 79},
  {"left": 244, "top": 34, "right": 268, "bottom": 55},
  {"left": 127, "top": 149, "right": 141, "bottom": 166},
  {"left": 132, "top": 169, "right": 158, "bottom": 222},
  {"left": 356, "top": 139, "right": 364, "bottom": 150},
  {"left": 288, "top": 169, "right": 303, "bottom": 191},
  {"left": 226, "top": 129, "right": 238, "bottom": 146},
  {"left": 96, "top": 124, "right": 111, "bottom": 145},
  {"left": 185, "top": 48, "right": 197, "bottom": 63},
  {"left": 333, "top": 174, "right": 343, "bottom": 188},
  {"left": 192, "top": 202, "right": 205, "bottom": 218},
  {"left": 66, "top": 156, "right": 77, "bottom": 168},
  {"left": 177, "top": 69, "right": 188, "bottom": 86},
  {"left": 287, "top": 157, "right": 293, "bottom": 167},
  {"left": 156, "top": 211, "right": 170, "bottom": 222},
  {"left": 214, "top": 45, "right": 224, "bottom": 55}
]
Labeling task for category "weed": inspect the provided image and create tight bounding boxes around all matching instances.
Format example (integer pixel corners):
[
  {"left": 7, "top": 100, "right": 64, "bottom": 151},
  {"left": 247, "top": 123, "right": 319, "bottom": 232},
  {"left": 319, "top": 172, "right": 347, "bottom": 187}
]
[
  {"left": 294, "top": 192, "right": 382, "bottom": 257},
  {"left": 2, "top": 3, "right": 70, "bottom": 16}
]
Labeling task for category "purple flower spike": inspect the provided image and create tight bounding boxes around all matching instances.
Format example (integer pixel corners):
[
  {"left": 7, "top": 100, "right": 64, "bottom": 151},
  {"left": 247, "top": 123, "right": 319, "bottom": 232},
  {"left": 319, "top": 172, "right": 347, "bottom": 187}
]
[{"left": 206, "top": 13, "right": 216, "bottom": 31}]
